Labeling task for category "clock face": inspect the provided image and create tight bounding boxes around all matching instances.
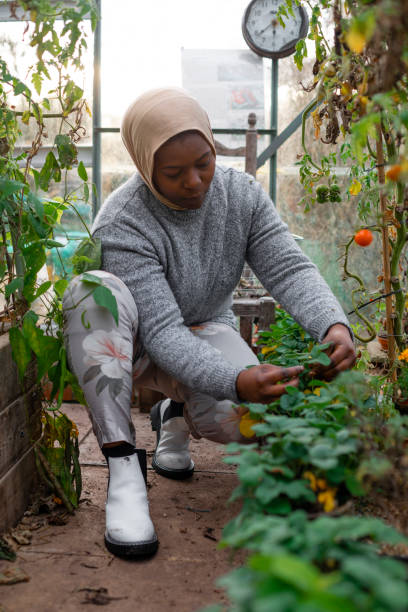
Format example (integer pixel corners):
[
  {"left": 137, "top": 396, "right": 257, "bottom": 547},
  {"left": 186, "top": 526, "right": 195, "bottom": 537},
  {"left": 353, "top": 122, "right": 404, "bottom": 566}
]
[{"left": 242, "top": 0, "right": 309, "bottom": 59}]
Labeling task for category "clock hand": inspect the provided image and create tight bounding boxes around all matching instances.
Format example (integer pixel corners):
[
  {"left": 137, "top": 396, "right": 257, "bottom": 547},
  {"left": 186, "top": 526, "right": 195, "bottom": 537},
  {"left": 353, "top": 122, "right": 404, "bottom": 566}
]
[{"left": 258, "top": 22, "right": 273, "bottom": 35}]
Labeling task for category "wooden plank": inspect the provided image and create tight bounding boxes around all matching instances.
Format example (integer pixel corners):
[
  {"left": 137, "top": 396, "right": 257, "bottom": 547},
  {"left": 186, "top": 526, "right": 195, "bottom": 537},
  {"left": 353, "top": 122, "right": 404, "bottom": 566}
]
[
  {"left": 0, "top": 334, "right": 37, "bottom": 411},
  {"left": 0, "top": 386, "right": 42, "bottom": 479},
  {"left": 239, "top": 317, "right": 253, "bottom": 348},
  {"left": 245, "top": 113, "right": 257, "bottom": 177},
  {"left": 0, "top": 446, "right": 38, "bottom": 533},
  {"left": 258, "top": 297, "right": 275, "bottom": 331},
  {"left": 214, "top": 140, "right": 246, "bottom": 157},
  {"left": 232, "top": 299, "right": 262, "bottom": 317}
]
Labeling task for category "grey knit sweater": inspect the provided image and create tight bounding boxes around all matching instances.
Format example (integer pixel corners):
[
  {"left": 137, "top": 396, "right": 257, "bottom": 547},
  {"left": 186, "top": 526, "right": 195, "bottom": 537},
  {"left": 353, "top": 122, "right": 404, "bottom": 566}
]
[{"left": 92, "top": 165, "right": 350, "bottom": 402}]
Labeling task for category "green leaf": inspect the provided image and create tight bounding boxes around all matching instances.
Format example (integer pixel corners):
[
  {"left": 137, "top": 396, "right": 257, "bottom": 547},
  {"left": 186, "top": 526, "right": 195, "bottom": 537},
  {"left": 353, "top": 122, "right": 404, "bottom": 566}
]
[
  {"left": 81, "top": 309, "right": 90, "bottom": 329},
  {"left": 32, "top": 72, "right": 42, "bottom": 95},
  {"left": 54, "top": 278, "right": 69, "bottom": 299},
  {"left": 294, "top": 39, "right": 307, "bottom": 71},
  {"left": 13, "top": 80, "right": 27, "bottom": 96},
  {"left": 9, "top": 327, "right": 32, "bottom": 381},
  {"left": 72, "top": 237, "right": 101, "bottom": 275},
  {"left": 5, "top": 277, "right": 24, "bottom": 299},
  {"left": 34, "top": 280, "right": 52, "bottom": 299},
  {"left": 0, "top": 178, "right": 26, "bottom": 197},
  {"left": 345, "top": 472, "right": 366, "bottom": 496},
  {"left": 83, "top": 182, "right": 89, "bottom": 203},
  {"left": 92, "top": 285, "right": 118, "bottom": 325},
  {"left": 38, "top": 151, "right": 61, "bottom": 190},
  {"left": 81, "top": 271, "right": 103, "bottom": 285},
  {"left": 311, "top": 352, "right": 331, "bottom": 366},
  {"left": 55, "top": 134, "right": 77, "bottom": 169},
  {"left": 77, "top": 160, "right": 88, "bottom": 181},
  {"left": 43, "top": 239, "right": 65, "bottom": 249}
]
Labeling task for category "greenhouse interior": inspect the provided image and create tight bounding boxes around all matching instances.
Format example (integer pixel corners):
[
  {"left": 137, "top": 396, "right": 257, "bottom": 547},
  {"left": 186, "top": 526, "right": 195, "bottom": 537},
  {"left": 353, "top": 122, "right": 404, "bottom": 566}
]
[{"left": 1, "top": 0, "right": 408, "bottom": 610}]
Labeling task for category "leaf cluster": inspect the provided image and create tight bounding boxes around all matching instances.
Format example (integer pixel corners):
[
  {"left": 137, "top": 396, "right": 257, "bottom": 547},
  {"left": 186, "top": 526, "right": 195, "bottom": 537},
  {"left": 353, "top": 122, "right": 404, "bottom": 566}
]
[{"left": 210, "top": 308, "right": 408, "bottom": 611}]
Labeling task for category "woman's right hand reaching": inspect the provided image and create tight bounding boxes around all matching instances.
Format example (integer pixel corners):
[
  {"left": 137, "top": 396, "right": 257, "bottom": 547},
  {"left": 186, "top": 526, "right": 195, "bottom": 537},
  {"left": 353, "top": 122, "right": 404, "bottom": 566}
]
[{"left": 236, "top": 364, "right": 304, "bottom": 404}]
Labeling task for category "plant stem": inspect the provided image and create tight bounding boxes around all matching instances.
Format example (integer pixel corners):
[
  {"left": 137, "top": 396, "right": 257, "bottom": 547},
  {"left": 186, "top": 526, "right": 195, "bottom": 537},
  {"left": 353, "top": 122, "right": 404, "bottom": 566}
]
[
  {"left": 343, "top": 237, "right": 376, "bottom": 342},
  {"left": 390, "top": 183, "right": 406, "bottom": 350},
  {"left": 376, "top": 124, "right": 396, "bottom": 376},
  {"left": 35, "top": 446, "right": 75, "bottom": 514}
]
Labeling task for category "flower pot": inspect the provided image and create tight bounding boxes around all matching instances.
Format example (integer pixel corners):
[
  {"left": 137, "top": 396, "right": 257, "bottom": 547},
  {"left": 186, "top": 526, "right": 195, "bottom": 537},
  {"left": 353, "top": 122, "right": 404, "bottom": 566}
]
[
  {"left": 395, "top": 398, "right": 408, "bottom": 415},
  {"left": 377, "top": 334, "right": 388, "bottom": 351},
  {"left": 42, "top": 379, "right": 74, "bottom": 402}
]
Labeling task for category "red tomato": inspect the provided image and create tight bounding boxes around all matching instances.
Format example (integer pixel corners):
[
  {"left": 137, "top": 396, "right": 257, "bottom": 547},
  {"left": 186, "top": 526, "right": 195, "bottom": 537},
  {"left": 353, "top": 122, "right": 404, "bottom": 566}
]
[{"left": 354, "top": 229, "right": 373, "bottom": 247}]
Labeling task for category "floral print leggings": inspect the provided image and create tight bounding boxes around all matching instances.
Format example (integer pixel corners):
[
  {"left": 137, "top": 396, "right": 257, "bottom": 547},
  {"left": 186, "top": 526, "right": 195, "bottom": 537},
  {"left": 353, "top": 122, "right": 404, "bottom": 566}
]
[{"left": 63, "top": 271, "right": 259, "bottom": 448}]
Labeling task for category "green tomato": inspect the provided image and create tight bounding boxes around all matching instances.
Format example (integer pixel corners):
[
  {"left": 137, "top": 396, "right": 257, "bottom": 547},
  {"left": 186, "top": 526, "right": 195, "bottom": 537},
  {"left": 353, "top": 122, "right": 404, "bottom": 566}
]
[
  {"left": 329, "top": 185, "right": 341, "bottom": 203},
  {"left": 316, "top": 185, "right": 329, "bottom": 203}
]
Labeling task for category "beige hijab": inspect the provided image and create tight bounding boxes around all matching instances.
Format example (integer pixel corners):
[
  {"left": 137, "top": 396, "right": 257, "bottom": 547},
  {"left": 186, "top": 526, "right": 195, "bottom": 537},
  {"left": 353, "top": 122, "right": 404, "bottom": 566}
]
[{"left": 121, "top": 88, "right": 216, "bottom": 211}]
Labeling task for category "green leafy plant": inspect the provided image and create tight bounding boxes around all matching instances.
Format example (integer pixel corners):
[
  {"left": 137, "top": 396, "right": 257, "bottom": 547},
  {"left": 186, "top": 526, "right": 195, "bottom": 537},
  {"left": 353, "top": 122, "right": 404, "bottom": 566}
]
[
  {"left": 282, "top": 0, "right": 408, "bottom": 367},
  {"left": 0, "top": 1, "right": 116, "bottom": 511},
  {"left": 206, "top": 308, "right": 408, "bottom": 611}
]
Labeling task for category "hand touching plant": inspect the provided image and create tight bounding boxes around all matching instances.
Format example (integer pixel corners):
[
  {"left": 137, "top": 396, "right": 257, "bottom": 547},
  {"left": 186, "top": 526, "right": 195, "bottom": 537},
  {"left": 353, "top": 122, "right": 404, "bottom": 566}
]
[{"left": 317, "top": 323, "right": 356, "bottom": 381}]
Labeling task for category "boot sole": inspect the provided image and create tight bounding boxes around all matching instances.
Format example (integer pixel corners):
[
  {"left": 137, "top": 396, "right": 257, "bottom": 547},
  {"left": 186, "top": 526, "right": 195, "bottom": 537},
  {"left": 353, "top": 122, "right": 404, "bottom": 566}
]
[
  {"left": 150, "top": 402, "right": 195, "bottom": 480},
  {"left": 152, "top": 455, "right": 195, "bottom": 480},
  {"left": 104, "top": 534, "right": 159, "bottom": 558}
]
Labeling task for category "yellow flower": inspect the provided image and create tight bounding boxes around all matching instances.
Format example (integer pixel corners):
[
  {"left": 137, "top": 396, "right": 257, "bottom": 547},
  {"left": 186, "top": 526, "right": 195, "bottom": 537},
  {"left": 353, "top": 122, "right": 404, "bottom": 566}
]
[
  {"left": 316, "top": 478, "right": 327, "bottom": 490},
  {"left": 398, "top": 349, "right": 408, "bottom": 362},
  {"left": 340, "top": 81, "right": 352, "bottom": 100},
  {"left": 303, "top": 471, "right": 318, "bottom": 492},
  {"left": 345, "top": 29, "right": 367, "bottom": 54},
  {"left": 305, "top": 388, "right": 321, "bottom": 396},
  {"left": 70, "top": 421, "right": 79, "bottom": 437},
  {"left": 349, "top": 179, "right": 362, "bottom": 196},
  {"left": 261, "top": 345, "right": 277, "bottom": 355},
  {"left": 318, "top": 488, "right": 337, "bottom": 512},
  {"left": 239, "top": 412, "right": 259, "bottom": 438}
]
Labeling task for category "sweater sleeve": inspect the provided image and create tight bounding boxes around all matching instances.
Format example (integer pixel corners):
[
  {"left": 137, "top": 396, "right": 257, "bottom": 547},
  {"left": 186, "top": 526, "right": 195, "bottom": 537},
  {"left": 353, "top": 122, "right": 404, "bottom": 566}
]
[
  {"left": 94, "top": 223, "right": 243, "bottom": 402},
  {"left": 245, "top": 181, "right": 351, "bottom": 341}
]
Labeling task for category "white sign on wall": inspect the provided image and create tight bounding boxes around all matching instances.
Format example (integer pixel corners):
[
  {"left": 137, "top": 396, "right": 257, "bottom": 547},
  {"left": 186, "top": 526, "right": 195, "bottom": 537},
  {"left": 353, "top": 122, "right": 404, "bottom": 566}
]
[{"left": 181, "top": 49, "right": 265, "bottom": 145}]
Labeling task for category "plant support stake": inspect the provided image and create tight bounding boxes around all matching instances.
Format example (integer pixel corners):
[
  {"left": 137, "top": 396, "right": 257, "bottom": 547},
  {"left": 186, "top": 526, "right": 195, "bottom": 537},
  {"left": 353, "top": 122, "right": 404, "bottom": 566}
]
[{"left": 376, "top": 123, "right": 396, "bottom": 376}]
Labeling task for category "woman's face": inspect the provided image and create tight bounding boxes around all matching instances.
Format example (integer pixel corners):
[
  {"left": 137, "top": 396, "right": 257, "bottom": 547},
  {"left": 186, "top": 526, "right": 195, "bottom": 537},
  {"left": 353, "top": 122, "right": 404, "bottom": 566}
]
[{"left": 152, "top": 131, "right": 216, "bottom": 210}]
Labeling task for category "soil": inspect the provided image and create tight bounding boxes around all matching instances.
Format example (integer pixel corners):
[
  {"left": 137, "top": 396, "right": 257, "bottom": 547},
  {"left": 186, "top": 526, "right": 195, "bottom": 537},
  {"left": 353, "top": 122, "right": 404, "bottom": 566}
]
[{"left": 0, "top": 403, "right": 245, "bottom": 612}]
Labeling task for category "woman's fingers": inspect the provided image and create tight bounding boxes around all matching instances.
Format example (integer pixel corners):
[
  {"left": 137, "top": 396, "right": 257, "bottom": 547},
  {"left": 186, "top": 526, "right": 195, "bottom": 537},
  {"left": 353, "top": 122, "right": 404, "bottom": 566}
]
[
  {"left": 262, "top": 376, "right": 301, "bottom": 400},
  {"left": 319, "top": 324, "right": 356, "bottom": 380},
  {"left": 236, "top": 364, "right": 304, "bottom": 403},
  {"left": 321, "top": 352, "right": 356, "bottom": 380}
]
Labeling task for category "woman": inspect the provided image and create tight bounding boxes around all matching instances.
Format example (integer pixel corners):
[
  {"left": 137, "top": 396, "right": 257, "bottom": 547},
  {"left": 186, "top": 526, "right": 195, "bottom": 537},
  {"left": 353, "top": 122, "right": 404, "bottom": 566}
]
[{"left": 63, "top": 87, "right": 355, "bottom": 558}]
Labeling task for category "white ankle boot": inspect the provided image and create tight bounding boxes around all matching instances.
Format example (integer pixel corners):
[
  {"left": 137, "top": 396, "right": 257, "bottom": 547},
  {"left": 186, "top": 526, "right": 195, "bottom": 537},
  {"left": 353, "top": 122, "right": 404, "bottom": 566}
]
[
  {"left": 150, "top": 400, "right": 194, "bottom": 479},
  {"left": 104, "top": 450, "right": 158, "bottom": 557}
]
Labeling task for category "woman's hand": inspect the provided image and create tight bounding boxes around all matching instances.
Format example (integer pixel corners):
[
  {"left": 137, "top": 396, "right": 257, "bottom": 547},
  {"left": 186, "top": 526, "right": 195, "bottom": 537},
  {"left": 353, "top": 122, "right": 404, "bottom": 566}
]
[
  {"left": 236, "top": 363, "right": 304, "bottom": 404},
  {"left": 318, "top": 323, "right": 356, "bottom": 380}
]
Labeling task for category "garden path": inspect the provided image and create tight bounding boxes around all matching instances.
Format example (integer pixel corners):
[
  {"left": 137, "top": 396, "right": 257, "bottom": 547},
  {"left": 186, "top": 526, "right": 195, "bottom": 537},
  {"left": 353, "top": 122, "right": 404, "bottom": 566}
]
[{"left": 0, "top": 403, "right": 245, "bottom": 612}]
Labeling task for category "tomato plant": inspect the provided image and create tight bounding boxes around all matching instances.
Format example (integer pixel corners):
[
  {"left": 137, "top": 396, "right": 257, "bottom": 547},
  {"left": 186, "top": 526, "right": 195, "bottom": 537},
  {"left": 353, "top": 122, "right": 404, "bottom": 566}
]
[
  {"left": 0, "top": 1, "right": 118, "bottom": 510},
  {"left": 285, "top": 0, "right": 408, "bottom": 367}
]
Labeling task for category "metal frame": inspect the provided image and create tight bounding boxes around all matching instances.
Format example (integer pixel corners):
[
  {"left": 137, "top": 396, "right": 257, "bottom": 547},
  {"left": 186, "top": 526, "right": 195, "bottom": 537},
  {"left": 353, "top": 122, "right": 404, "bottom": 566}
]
[{"left": 0, "top": 0, "right": 310, "bottom": 215}]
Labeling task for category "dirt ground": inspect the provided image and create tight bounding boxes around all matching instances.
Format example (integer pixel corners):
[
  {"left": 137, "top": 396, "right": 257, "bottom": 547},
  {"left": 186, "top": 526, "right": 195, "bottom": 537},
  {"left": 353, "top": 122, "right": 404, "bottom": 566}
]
[{"left": 0, "top": 403, "right": 245, "bottom": 612}]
